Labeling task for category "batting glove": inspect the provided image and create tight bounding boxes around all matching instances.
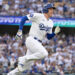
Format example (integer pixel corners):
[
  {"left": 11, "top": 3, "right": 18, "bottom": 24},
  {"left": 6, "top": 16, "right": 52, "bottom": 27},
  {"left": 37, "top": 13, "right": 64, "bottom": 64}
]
[
  {"left": 54, "top": 26, "right": 61, "bottom": 34},
  {"left": 15, "top": 30, "right": 22, "bottom": 40}
]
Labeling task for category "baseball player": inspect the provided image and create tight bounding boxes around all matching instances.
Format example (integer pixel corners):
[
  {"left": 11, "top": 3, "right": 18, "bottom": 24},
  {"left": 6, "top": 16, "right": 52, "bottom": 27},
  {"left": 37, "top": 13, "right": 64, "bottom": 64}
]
[{"left": 7, "top": 3, "right": 60, "bottom": 75}]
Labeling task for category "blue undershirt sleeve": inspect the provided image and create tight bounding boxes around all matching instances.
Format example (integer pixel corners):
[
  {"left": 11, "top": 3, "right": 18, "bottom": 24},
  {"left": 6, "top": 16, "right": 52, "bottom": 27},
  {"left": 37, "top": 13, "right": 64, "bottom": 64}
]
[
  {"left": 46, "top": 32, "right": 55, "bottom": 40},
  {"left": 19, "top": 16, "right": 29, "bottom": 30}
]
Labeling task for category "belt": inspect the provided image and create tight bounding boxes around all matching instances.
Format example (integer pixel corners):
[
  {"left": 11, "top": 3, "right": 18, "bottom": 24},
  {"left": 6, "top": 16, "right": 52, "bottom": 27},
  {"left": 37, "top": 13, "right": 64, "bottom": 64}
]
[{"left": 34, "top": 37, "right": 42, "bottom": 43}]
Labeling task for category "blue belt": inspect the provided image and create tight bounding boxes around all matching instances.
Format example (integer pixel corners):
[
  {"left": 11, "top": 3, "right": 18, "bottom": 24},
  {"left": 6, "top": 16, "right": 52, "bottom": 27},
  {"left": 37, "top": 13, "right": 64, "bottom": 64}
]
[{"left": 34, "top": 37, "right": 42, "bottom": 43}]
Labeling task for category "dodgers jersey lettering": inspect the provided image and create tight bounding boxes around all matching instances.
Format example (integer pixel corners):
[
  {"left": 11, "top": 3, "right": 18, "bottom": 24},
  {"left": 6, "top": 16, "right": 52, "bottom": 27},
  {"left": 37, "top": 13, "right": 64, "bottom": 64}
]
[{"left": 27, "top": 13, "right": 53, "bottom": 40}]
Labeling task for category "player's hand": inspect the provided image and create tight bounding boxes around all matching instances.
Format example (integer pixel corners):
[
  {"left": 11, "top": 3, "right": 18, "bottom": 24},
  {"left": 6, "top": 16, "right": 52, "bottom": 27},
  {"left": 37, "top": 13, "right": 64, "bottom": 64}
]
[
  {"left": 54, "top": 26, "right": 60, "bottom": 34},
  {"left": 15, "top": 30, "right": 22, "bottom": 40}
]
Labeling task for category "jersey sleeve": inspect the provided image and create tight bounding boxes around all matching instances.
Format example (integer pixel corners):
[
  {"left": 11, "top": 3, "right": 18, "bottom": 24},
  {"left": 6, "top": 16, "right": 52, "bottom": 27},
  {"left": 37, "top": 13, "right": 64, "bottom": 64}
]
[
  {"left": 27, "top": 13, "right": 39, "bottom": 21},
  {"left": 49, "top": 28, "right": 53, "bottom": 34},
  {"left": 47, "top": 20, "right": 54, "bottom": 34}
]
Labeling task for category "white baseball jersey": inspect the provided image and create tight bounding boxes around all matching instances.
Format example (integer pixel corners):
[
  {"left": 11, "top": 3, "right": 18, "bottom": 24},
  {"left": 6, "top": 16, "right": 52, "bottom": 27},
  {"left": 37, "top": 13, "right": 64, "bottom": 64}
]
[{"left": 27, "top": 13, "right": 53, "bottom": 40}]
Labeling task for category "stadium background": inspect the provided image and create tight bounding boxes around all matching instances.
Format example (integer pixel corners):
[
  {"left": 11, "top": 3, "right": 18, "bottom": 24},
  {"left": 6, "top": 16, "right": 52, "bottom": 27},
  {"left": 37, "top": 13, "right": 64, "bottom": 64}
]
[{"left": 0, "top": 0, "right": 75, "bottom": 75}]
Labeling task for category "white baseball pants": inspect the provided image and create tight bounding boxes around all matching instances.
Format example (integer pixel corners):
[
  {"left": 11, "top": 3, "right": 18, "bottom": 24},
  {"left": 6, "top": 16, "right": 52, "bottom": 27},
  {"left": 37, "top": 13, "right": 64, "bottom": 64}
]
[{"left": 18, "top": 36, "right": 48, "bottom": 71}]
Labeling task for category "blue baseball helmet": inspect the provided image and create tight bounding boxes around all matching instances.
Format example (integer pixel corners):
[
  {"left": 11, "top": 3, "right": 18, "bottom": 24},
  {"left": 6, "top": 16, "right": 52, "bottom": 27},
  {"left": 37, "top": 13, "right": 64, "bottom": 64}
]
[{"left": 43, "top": 3, "right": 56, "bottom": 13}]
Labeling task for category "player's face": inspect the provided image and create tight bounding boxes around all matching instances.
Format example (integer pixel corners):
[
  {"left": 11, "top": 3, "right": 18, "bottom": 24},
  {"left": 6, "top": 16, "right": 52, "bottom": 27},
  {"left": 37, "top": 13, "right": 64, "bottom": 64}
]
[{"left": 47, "top": 8, "right": 54, "bottom": 17}]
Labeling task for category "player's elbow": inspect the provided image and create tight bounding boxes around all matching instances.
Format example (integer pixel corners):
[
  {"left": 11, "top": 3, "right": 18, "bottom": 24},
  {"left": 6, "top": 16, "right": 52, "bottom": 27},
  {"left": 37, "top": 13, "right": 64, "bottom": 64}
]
[{"left": 46, "top": 33, "right": 55, "bottom": 40}]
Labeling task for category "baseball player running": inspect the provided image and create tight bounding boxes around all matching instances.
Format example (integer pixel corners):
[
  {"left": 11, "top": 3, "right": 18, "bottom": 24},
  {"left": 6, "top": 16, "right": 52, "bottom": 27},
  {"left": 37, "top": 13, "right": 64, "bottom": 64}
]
[{"left": 7, "top": 3, "right": 60, "bottom": 75}]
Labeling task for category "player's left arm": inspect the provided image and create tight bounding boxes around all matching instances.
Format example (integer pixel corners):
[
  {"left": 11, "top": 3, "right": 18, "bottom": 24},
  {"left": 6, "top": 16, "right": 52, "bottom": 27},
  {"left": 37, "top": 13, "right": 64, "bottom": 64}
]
[
  {"left": 46, "top": 32, "right": 55, "bottom": 40},
  {"left": 46, "top": 26, "right": 60, "bottom": 40},
  {"left": 46, "top": 19, "right": 61, "bottom": 40}
]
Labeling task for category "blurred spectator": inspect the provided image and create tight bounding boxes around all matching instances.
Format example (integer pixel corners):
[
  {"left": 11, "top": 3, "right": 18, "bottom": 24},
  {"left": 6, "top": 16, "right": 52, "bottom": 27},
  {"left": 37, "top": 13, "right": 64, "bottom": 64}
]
[
  {"left": 9, "top": 53, "right": 16, "bottom": 69},
  {"left": 0, "top": 62, "right": 3, "bottom": 75},
  {"left": 0, "top": 0, "right": 3, "bottom": 12}
]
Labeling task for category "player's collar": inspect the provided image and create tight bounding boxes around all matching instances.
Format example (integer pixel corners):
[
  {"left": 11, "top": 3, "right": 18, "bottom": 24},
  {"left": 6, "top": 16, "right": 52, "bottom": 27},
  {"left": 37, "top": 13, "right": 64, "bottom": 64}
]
[{"left": 43, "top": 13, "right": 50, "bottom": 21}]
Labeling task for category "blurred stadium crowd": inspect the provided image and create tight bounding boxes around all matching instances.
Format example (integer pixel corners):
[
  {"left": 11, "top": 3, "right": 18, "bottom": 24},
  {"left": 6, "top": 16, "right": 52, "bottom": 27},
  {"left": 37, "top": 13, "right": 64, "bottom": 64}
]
[
  {"left": 0, "top": 34, "right": 75, "bottom": 75},
  {"left": 0, "top": 0, "right": 75, "bottom": 18}
]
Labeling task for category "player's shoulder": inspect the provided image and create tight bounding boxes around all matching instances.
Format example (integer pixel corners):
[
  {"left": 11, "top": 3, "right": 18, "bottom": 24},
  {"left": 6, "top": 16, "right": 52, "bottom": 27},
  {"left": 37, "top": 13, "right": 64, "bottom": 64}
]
[
  {"left": 34, "top": 13, "right": 43, "bottom": 17},
  {"left": 34, "top": 13, "right": 42, "bottom": 15},
  {"left": 26, "top": 13, "right": 42, "bottom": 19}
]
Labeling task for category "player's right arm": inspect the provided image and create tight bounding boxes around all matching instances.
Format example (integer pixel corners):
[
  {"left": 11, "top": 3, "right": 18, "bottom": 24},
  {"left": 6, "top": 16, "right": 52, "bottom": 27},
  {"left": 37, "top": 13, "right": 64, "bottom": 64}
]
[
  {"left": 15, "top": 13, "right": 38, "bottom": 40},
  {"left": 15, "top": 16, "right": 29, "bottom": 40}
]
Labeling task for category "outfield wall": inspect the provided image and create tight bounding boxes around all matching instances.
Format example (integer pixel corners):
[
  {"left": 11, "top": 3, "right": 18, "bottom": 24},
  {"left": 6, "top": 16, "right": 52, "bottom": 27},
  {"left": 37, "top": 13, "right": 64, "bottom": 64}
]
[
  {"left": 0, "top": 16, "right": 75, "bottom": 35},
  {"left": 0, "top": 16, "right": 75, "bottom": 27}
]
